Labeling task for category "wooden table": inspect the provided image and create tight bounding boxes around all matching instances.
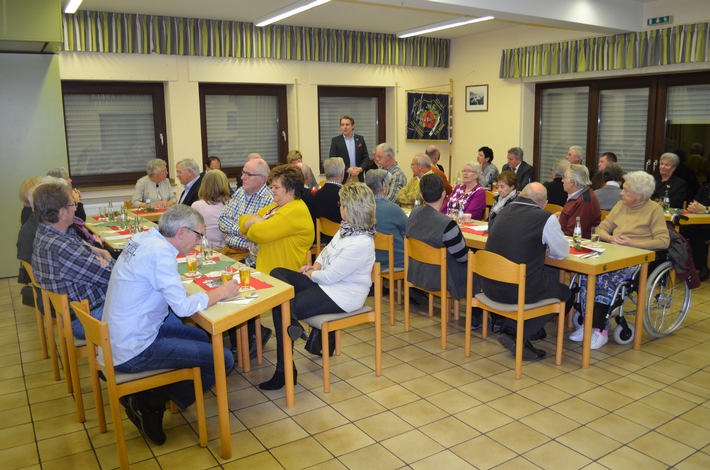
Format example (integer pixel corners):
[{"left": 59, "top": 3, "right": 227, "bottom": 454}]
[
  {"left": 129, "top": 207, "right": 165, "bottom": 222},
  {"left": 84, "top": 216, "right": 157, "bottom": 250},
  {"left": 461, "top": 225, "right": 655, "bottom": 368},
  {"left": 186, "top": 270, "right": 295, "bottom": 460}
]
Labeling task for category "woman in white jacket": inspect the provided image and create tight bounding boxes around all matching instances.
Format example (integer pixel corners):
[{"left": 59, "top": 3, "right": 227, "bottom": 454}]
[{"left": 260, "top": 182, "right": 376, "bottom": 390}]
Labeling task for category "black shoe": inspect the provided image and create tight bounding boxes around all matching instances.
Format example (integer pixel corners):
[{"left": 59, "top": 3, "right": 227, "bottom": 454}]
[
  {"left": 491, "top": 316, "right": 505, "bottom": 334},
  {"left": 529, "top": 327, "right": 547, "bottom": 341},
  {"left": 248, "top": 326, "right": 273, "bottom": 360},
  {"left": 408, "top": 289, "right": 428, "bottom": 305},
  {"left": 258, "top": 369, "right": 298, "bottom": 391},
  {"left": 699, "top": 267, "right": 709, "bottom": 282},
  {"left": 497, "top": 332, "right": 546, "bottom": 361},
  {"left": 287, "top": 324, "right": 308, "bottom": 342},
  {"left": 121, "top": 395, "right": 166, "bottom": 445},
  {"left": 470, "top": 309, "right": 483, "bottom": 330}
]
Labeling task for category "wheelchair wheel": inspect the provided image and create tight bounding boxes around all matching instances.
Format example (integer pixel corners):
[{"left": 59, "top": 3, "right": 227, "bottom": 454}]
[
  {"left": 572, "top": 310, "right": 584, "bottom": 328},
  {"left": 644, "top": 261, "right": 691, "bottom": 338},
  {"left": 612, "top": 323, "right": 635, "bottom": 345}
]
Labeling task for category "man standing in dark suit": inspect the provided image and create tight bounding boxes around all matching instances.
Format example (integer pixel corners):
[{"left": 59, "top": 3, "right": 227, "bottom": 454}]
[
  {"left": 501, "top": 146, "right": 534, "bottom": 191},
  {"left": 329, "top": 115, "right": 369, "bottom": 183},
  {"left": 176, "top": 159, "right": 203, "bottom": 206}
]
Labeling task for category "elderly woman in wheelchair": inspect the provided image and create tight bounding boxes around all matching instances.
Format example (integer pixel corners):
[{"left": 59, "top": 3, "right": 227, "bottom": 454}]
[{"left": 570, "top": 171, "right": 671, "bottom": 349}]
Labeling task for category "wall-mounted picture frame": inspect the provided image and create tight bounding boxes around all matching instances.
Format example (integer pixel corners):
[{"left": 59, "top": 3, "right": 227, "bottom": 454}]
[{"left": 465, "top": 84, "right": 488, "bottom": 112}]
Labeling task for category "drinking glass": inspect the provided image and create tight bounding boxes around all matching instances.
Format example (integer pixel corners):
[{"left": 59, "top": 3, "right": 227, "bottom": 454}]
[
  {"left": 221, "top": 266, "right": 236, "bottom": 284},
  {"left": 239, "top": 266, "right": 251, "bottom": 288},
  {"left": 99, "top": 207, "right": 107, "bottom": 222},
  {"left": 186, "top": 253, "right": 198, "bottom": 276},
  {"left": 590, "top": 226, "right": 601, "bottom": 247}
]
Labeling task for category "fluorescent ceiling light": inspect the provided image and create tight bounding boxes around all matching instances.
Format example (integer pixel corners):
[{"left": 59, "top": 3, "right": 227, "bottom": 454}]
[
  {"left": 397, "top": 16, "right": 494, "bottom": 38},
  {"left": 64, "top": 0, "right": 83, "bottom": 14},
  {"left": 256, "top": 0, "right": 331, "bottom": 27}
]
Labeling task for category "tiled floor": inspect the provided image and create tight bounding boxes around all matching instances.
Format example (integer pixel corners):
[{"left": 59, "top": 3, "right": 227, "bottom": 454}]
[{"left": 1, "top": 277, "right": 710, "bottom": 469}]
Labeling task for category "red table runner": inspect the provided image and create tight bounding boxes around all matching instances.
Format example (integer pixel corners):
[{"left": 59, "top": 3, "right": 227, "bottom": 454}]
[{"left": 193, "top": 276, "right": 273, "bottom": 291}]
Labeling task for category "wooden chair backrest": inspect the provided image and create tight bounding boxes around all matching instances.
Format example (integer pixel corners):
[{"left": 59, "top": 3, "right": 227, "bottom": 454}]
[
  {"left": 373, "top": 231, "right": 394, "bottom": 273},
  {"left": 544, "top": 203, "right": 563, "bottom": 214}
]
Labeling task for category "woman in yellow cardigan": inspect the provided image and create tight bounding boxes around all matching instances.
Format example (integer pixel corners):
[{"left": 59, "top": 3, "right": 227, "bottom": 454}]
[{"left": 239, "top": 164, "right": 314, "bottom": 276}]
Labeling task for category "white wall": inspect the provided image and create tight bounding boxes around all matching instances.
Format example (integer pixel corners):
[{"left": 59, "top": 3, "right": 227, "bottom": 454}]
[{"left": 0, "top": 54, "right": 66, "bottom": 278}]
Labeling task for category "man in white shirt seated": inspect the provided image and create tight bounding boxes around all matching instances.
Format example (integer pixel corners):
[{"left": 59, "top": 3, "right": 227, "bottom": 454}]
[{"left": 102, "top": 205, "right": 239, "bottom": 445}]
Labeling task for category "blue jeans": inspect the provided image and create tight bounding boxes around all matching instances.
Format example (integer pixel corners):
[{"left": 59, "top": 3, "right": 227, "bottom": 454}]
[
  {"left": 72, "top": 304, "right": 104, "bottom": 340},
  {"left": 114, "top": 320, "right": 234, "bottom": 409}
]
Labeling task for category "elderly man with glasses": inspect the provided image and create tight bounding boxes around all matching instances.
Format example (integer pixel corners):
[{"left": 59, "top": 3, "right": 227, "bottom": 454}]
[
  {"left": 218, "top": 156, "right": 274, "bottom": 357},
  {"left": 31, "top": 183, "right": 114, "bottom": 339},
  {"left": 102, "top": 204, "right": 239, "bottom": 446}
]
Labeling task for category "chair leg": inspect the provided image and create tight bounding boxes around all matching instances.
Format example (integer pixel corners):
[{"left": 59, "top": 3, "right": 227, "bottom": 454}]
[
  {"left": 45, "top": 314, "right": 61, "bottom": 382},
  {"left": 514, "top": 320, "right": 524, "bottom": 379},
  {"left": 35, "top": 308, "right": 48, "bottom": 359},
  {"left": 396, "top": 280, "right": 403, "bottom": 305},
  {"left": 440, "top": 296, "right": 448, "bottom": 350},
  {"left": 111, "top": 391, "right": 130, "bottom": 470},
  {"left": 321, "top": 326, "right": 332, "bottom": 393},
  {"left": 404, "top": 284, "right": 411, "bottom": 332},
  {"left": 57, "top": 323, "right": 73, "bottom": 394},
  {"left": 453, "top": 299, "right": 460, "bottom": 321},
  {"left": 555, "top": 303, "right": 565, "bottom": 365},
  {"left": 464, "top": 300, "right": 472, "bottom": 357},
  {"left": 482, "top": 311, "right": 489, "bottom": 339},
  {"left": 87, "top": 358, "right": 106, "bottom": 433},
  {"left": 428, "top": 294, "right": 434, "bottom": 317},
  {"left": 388, "top": 276, "right": 396, "bottom": 326},
  {"left": 192, "top": 368, "right": 208, "bottom": 447},
  {"left": 66, "top": 342, "right": 86, "bottom": 422},
  {"left": 238, "top": 325, "right": 250, "bottom": 372}
]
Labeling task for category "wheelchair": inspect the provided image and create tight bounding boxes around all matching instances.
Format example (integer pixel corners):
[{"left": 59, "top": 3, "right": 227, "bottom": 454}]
[{"left": 569, "top": 251, "right": 691, "bottom": 344}]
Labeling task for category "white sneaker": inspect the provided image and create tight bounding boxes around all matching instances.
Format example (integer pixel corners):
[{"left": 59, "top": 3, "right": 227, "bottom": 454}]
[
  {"left": 590, "top": 329, "right": 608, "bottom": 349},
  {"left": 569, "top": 326, "right": 584, "bottom": 342}
]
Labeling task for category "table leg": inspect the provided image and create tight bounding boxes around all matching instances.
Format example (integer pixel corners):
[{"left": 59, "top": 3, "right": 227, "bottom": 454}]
[
  {"left": 633, "top": 262, "right": 649, "bottom": 350},
  {"left": 282, "top": 300, "right": 295, "bottom": 408},
  {"left": 581, "top": 273, "right": 596, "bottom": 368},
  {"left": 211, "top": 332, "right": 231, "bottom": 460},
  {"left": 239, "top": 325, "right": 250, "bottom": 373}
]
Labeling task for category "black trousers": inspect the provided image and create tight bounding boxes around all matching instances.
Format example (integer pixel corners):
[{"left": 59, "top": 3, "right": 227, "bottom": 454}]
[{"left": 270, "top": 268, "right": 341, "bottom": 372}]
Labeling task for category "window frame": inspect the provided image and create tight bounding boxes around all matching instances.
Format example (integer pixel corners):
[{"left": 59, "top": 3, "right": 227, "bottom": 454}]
[
  {"left": 534, "top": 72, "right": 710, "bottom": 179},
  {"left": 198, "top": 83, "right": 289, "bottom": 179},
  {"left": 61, "top": 81, "right": 168, "bottom": 187}
]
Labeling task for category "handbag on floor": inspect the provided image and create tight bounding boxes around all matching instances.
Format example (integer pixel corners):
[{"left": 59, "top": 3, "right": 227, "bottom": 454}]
[{"left": 304, "top": 329, "right": 336, "bottom": 357}]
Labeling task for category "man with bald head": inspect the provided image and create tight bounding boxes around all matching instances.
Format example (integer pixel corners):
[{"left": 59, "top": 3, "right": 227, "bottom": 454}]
[
  {"left": 482, "top": 182, "right": 572, "bottom": 360},
  {"left": 396, "top": 154, "right": 452, "bottom": 205}
]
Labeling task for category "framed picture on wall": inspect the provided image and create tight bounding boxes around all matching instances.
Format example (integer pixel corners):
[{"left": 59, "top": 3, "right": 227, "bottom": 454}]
[{"left": 465, "top": 85, "right": 488, "bottom": 112}]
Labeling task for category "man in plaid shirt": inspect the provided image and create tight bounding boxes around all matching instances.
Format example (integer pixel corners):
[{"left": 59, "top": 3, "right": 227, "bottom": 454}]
[
  {"left": 217, "top": 156, "right": 274, "bottom": 357},
  {"left": 32, "top": 183, "right": 114, "bottom": 339},
  {"left": 218, "top": 157, "right": 273, "bottom": 259}
]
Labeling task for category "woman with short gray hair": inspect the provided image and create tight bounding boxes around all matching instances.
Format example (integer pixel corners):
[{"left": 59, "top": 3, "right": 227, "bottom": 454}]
[
  {"left": 441, "top": 161, "right": 486, "bottom": 221},
  {"left": 558, "top": 164, "right": 601, "bottom": 238},
  {"left": 132, "top": 159, "right": 176, "bottom": 209},
  {"left": 570, "top": 171, "right": 670, "bottom": 349},
  {"left": 651, "top": 152, "right": 687, "bottom": 209}
]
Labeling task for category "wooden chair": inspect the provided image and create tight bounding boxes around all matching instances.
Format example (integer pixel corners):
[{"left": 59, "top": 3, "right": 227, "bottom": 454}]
[
  {"left": 404, "top": 237, "right": 459, "bottom": 350},
  {"left": 45, "top": 290, "right": 88, "bottom": 422},
  {"left": 464, "top": 250, "right": 566, "bottom": 379},
  {"left": 545, "top": 203, "right": 564, "bottom": 214},
  {"left": 374, "top": 232, "right": 404, "bottom": 325},
  {"left": 302, "top": 263, "right": 382, "bottom": 392},
  {"left": 71, "top": 300, "right": 207, "bottom": 469},
  {"left": 20, "top": 261, "right": 60, "bottom": 381},
  {"left": 484, "top": 190, "right": 496, "bottom": 220},
  {"left": 316, "top": 217, "right": 340, "bottom": 255}
]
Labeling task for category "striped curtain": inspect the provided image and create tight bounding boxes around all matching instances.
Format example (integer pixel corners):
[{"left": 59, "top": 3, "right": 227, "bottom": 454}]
[
  {"left": 62, "top": 11, "right": 450, "bottom": 68},
  {"left": 500, "top": 22, "right": 710, "bottom": 78}
]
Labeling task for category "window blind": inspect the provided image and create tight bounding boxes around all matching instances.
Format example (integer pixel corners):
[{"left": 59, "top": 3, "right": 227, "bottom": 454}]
[
  {"left": 597, "top": 88, "right": 649, "bottom": 173},
  {"left": 64, "top": 94, "right": 156, "bottom": 176},
  {"left": 319, "top": 97, "right": 378, "bottom": 164},
  {"left": 667, "top": 85, "right": 710, "bottom": 125},
  {"left": 538, "top": 87, "right": 589, "bottom": 180},
  {"left": 204, "top": 95, "right": 280, "bottom": 166}
]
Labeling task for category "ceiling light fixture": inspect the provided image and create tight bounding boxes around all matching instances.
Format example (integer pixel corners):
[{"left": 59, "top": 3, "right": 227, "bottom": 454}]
[
  {"left": 64, "top": 0, "right": 83, "bottom": 14},
  {"left": 397, "top": 16, "right": 494, "bottom": 38},
  {"left": 256, "top": 0, "right": 331, "bottom": 28}
]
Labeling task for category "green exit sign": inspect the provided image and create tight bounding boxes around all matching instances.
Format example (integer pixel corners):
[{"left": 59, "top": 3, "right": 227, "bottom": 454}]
[{"left": 647, "top": 16, "right": 673, "bottom": 26}]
